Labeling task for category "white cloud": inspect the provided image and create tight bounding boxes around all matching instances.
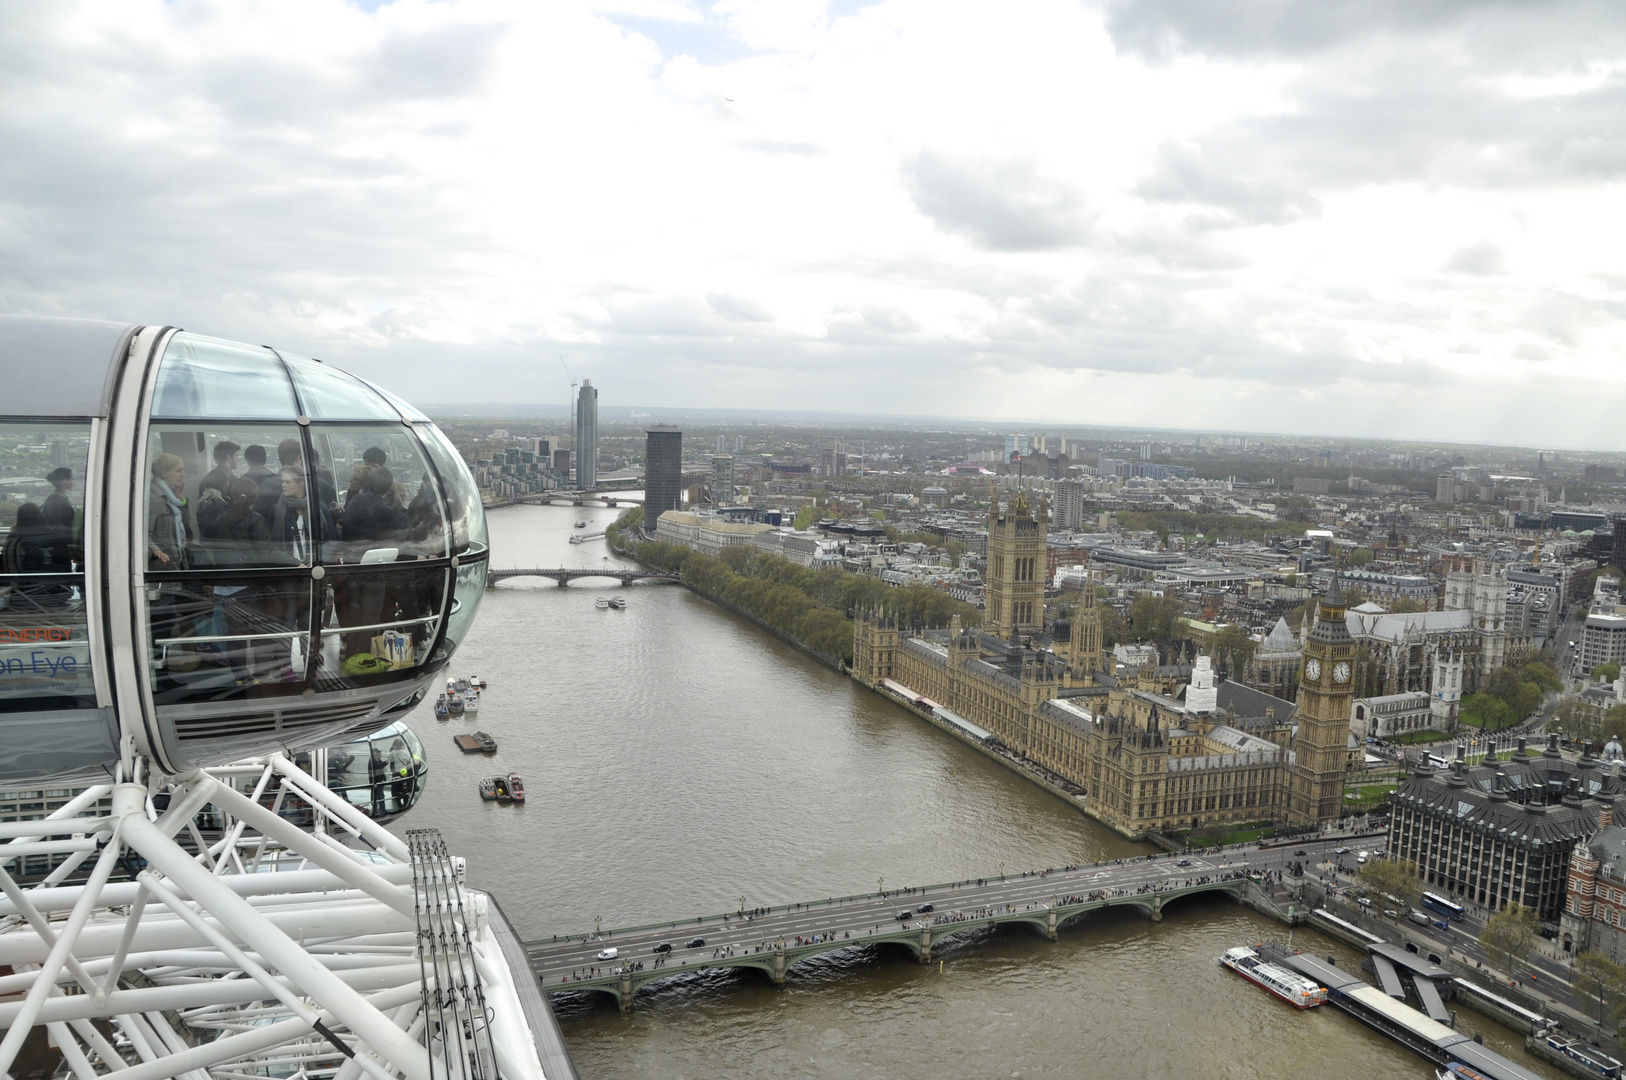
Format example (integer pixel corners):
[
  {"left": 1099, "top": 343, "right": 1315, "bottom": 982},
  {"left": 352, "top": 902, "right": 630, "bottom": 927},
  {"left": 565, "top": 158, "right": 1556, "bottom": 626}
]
[{"left": 1, "top": 0, "right": 1625, "bottom": 446}]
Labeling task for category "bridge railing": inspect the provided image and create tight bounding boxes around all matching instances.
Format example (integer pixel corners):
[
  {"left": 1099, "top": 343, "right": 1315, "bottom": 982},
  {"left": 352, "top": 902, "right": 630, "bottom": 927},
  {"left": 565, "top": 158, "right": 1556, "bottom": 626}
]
[{"left": 531, "top": 853, "right": 1219, "bottom": 942}]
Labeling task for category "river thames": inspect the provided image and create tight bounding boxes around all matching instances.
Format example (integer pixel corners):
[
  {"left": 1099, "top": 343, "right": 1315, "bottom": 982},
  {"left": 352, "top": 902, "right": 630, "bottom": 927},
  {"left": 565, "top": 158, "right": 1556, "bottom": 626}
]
[{"left": 394, "top": 502, "right": 1560, "bottom": 1080}]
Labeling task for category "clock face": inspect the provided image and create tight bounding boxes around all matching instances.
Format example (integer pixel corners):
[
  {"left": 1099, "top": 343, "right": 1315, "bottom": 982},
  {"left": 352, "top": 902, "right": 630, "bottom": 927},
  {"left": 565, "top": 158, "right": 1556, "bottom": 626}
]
[
  {"left": 1333, "top": 661, "right": 1351, "bottom": 684},
  {"left": 1305, "top": 659, "right": 1321, "bottom": 681}
]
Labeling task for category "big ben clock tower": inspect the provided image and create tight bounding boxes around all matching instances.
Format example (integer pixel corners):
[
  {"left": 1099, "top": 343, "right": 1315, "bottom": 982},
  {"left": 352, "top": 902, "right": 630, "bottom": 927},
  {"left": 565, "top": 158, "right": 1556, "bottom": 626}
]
[{"left": 1288, "top": 575, "right": 1356, "bottom": 826}]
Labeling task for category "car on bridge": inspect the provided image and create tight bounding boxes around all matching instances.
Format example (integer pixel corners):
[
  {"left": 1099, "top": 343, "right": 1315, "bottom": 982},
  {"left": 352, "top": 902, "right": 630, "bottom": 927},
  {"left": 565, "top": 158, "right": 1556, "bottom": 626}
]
[
  {"left": 652, "top": 942, "right": 672, "bottom": 953},
  {"left": 596, "top": 948, "right": 618, "bottom": 961},
  {"left": 916, "top": 904, "right": 934, "bottom": 913},
  {"left": 895, "top": 910, "right": 914, "bottom": 921},
  {"left": 1177, "top": 859, "right": 1192, "bottom": 867},
  {"left": 685, "top": 938, "right": 705, "bottom": 948}
]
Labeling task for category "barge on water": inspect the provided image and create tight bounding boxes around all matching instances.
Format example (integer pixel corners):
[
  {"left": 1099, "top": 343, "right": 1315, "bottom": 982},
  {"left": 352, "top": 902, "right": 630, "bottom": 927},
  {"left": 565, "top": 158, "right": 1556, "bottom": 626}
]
[{"left": 1219, "top": 947, "right": 1327, "bottom": 1008}]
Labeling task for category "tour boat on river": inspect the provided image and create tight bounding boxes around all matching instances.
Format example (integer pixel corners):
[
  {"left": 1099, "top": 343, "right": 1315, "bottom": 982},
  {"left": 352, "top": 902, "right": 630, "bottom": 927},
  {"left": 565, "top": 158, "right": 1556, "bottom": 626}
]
[{"left": 1218, "top": 947, "right": 1327, "bottom": 1008}]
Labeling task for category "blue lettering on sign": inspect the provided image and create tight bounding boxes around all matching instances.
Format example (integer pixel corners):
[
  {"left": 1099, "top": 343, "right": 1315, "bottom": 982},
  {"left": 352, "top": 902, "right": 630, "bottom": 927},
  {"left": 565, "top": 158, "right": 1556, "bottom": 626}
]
[
  {"left": 30, "top": 651, "right": 77, "bottom": 677},
  {"left": 0, "top": 658, "right": 21, "bottom": 676}
]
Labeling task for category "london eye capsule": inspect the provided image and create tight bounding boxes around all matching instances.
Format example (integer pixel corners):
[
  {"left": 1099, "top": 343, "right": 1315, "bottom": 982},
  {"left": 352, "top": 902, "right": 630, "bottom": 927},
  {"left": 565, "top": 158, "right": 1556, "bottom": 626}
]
[{"left": 0, "top": 315, "right": 488, "bottom": 783}]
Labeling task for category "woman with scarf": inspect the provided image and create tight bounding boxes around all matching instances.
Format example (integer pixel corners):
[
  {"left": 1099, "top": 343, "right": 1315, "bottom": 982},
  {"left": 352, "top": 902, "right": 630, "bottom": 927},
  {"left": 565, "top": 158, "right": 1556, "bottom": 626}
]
[{"left": 147, "top": 453, "right": 197, "bottom": 663}]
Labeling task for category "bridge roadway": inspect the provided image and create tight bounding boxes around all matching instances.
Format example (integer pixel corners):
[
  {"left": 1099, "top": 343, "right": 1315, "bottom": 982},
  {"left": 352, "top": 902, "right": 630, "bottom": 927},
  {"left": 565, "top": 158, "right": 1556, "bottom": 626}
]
[
  {"left": 486, "top": 567, "right": 681, "bottom": 587},
  {"left": 526, "top": 835, "right": 1348, "bottom": 1012}
]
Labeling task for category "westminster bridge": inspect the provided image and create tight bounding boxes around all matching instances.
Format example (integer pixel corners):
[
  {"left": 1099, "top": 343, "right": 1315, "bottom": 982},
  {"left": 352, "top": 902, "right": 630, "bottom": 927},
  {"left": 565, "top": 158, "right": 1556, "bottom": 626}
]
[
  {"left": 526, "top": 836, "right": 1346, "bottom": 1012},
  {"left": 486, "top": 567, "right": 681, "bottom": 587}
]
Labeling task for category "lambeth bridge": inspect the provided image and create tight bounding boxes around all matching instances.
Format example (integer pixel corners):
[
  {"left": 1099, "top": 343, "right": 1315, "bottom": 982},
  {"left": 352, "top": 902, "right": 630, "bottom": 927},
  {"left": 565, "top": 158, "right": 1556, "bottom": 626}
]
[
  {"left": 486, "top": 567, "right": 682, "bottom": 587},
  {"left": 524, "top": 838, "right": 1340, "bottom": 1012}
]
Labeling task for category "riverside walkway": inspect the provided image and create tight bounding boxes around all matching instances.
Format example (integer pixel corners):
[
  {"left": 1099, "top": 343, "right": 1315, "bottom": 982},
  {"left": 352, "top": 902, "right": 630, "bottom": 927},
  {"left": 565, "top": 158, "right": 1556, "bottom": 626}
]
[{"left": 527, "top": 836, "right": 1347, "bottom": 1011}]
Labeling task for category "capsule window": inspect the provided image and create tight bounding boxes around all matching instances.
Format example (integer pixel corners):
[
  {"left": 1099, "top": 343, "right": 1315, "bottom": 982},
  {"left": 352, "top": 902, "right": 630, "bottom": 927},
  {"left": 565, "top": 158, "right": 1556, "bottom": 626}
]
[
  {"left": 281, "top": 354, "right": 402, "bottom": 422},
  {"left": 313, "top": 565, "right": 448, "bottom": 687},
  {"left": 147, "top": 573, "right": 317, "bottom": 703},
  {"left": 415, "top": 424, "right": 488, "bottom": 558},
  {"left": 151, "top": 334, "right": 298, "bottom": 420},
  {"left": 0, "top": 421, "right": 93, "bottom": 713},
  {"left": 143, "top": 425, "right": 314, "bottom": 571},
  {"left": 306, "top": 425, "right": 448, "bottom": 564}
]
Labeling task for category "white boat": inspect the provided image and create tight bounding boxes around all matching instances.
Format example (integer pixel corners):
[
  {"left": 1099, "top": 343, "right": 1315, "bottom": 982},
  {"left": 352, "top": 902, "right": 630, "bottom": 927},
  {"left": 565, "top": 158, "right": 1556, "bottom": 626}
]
[
  {"left": 463, "top": 691, "right": 479, "bottom": 716},
  {"left": 569, "top": 535, "right": 583, "bottom": 544},
  {"left": 470, "top": 674, "right": 486, "bottom": 689},
  {"left": 573, "top": 520, "right": 587, "bottom": 528},
  {"left": 608, "top": 596, "right": 626, "bottom": 609},
  {"left": 1218, "top": 947, "right": 1326, "bottom": 1008},
  {"left": 595, "top": 597, "right": 610, "bottom": 609}
]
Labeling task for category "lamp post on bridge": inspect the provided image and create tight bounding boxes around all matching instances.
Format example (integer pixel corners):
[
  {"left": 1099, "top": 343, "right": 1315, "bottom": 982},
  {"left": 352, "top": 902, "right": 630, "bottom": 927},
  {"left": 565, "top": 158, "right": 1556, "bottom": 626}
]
[
  {"left": 595, "top": 915, "right": 602, "bottom": 941},
  {"left": 739, "top": 895, "right": 746, "bottom": 916},
  {"left": 878, "top": 877, "right": 884, "bottom": 898}
]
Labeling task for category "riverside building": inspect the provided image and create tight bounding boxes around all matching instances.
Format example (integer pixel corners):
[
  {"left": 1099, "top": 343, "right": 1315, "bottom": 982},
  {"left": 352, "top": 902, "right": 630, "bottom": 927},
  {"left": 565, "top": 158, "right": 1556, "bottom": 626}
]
[
  {"left": 644, "top": 423, "right": 683, "bottom": 532},
  {"left": 852, "top": 567, "right": 1360, "bottom": 840},
  {"left": 1388, "top": 738, "right": 1616, "bottom": 919},
  {"left": 575, "top": 377, "right": 598, "bottom": 489}
]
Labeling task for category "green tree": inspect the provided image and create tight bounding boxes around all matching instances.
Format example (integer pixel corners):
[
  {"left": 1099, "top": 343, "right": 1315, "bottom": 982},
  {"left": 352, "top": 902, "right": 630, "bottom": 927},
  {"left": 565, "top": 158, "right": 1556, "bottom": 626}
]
[
  {"left": 1345, "top": 548, "right": 1375, "bottom": 567},
  {"left": 1573, "top": 952, "right": 1626, "bottom": 1027},
  {"left": 1209, "top": 623, "right": 1257, "bottom": 674},
  {"left": 792, "top": 505, "right": 820, "bottom": 531},
  {"left": 1595, "top": 662, "right": 1622, "bottom": 684},
  {"left": 1129, "top": 595, "right": 1188, "bottom": 641},
  {"left": 1460, "top": 692, "right": 1515, "bottom": 731},
  {"left": 1358, "top": 857, "right": 1422, "bottom": 911},
  {"left": 1480, "top": 902, "right": 1539, "bottom": 977},
  {"left": 1602, "top": 704, "right": 1626, "bottom": 744}
]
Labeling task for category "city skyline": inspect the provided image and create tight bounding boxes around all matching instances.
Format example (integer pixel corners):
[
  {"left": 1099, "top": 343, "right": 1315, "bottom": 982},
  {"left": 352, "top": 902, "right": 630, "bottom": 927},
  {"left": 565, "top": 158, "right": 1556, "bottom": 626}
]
[{"left": 4, "top": 3, "right": 1626, "bottom": 449}]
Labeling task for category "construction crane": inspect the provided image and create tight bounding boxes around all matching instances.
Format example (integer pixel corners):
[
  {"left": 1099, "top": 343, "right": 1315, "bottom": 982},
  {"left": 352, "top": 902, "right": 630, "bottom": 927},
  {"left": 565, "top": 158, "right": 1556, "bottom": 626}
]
[{"left": 560, "top": 356, "right": 578, "bottom": 460}]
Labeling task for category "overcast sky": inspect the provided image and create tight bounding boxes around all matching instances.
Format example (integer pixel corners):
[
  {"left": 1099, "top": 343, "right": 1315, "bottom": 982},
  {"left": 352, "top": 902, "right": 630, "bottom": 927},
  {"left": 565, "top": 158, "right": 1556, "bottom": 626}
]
[{"left": 4, "top": 0, "right": 1626, "bottom": 448}]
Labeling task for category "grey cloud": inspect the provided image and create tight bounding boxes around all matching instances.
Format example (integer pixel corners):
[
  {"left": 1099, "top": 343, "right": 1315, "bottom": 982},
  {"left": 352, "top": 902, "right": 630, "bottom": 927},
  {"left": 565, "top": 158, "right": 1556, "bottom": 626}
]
[
  {"left": 1444, "top": 242, "right": 1507, "bottom": 276},
  {"left": 1136, "top": 141, "right": 1320, "bottom": 225},
  {"left": 706, "top": 292, "right": 773, "bottom": 322},
  {"left": 1103, "top": 0, "right": 1626, "bottom": 62},
  {"left": 1512, "top": 342, "right": 1549, "bottom": 362},
  {"left": 903, "top": 151, "right": 1093, "bottom": 252}
]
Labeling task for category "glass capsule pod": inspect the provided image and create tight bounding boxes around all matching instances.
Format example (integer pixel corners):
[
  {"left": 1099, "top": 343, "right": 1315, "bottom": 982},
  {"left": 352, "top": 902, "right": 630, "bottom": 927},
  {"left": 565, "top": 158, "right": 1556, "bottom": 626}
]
[{"left": 0, "top": 316, "right": 487, "bottom": 782}]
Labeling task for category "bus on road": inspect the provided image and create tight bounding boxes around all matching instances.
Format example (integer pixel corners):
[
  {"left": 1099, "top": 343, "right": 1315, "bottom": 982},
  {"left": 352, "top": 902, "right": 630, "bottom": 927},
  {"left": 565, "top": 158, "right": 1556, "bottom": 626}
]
[{"left": 1422, "top": 892, "right": 1466, "bottom": 921}]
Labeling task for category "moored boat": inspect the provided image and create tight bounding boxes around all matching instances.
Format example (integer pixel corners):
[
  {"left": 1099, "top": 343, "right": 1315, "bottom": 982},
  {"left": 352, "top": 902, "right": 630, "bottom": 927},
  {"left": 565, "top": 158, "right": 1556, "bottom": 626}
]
[
  {"left": 1218, "top": 947, "right": 1326, "bottom": 1008},
  {"left": 463, "top": 691, "right": 479, "bottom": 716},
  {"left": 508, "top": 773, "right": 525, "bottom": 803},
  {"left": 1436, "top": 1063, "right": 1496, "bottom": 1080},
  {"left": 568, "top": 534, "right": 583, "bottom": 544},
  {"left": 478, "top": 778, "right": 498, "bottom": 801},
  {"left": 471, "top": 675, "right": 486, "bottom": 688},
  {"left": 448, "top": 692, "right": 465, "bottom": 718},
  {"left": 454, "top": 732, "right": 498, "bottom": 754},
  {"left": 493, "top": 776, "right": 513, "bottom": 803},
  {"left": 434, "top": 695, "right": 450, "bottom": 720}
]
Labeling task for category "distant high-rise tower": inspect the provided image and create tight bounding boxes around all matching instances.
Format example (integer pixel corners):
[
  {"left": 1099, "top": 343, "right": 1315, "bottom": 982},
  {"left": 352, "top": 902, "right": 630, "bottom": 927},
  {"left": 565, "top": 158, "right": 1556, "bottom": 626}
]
[
  {"left": 710, "top": 454, "right": 735, "bottom": 506},
  {"left": 575, "top": 380, "right": 598, "bottom": 490},
  {"left": 1436, "top": 472, "right": 1454, "bottom": 504},
  {"left": 644, "top": 425, "right": 683, "bottom": 533},
  {"left": 985, "top": 486, "right": 1045, "bottom": 640}
]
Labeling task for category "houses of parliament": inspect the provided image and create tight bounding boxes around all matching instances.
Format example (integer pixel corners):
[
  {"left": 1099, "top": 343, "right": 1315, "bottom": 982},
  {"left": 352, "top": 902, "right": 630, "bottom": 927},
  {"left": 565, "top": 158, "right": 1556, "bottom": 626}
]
[{"left": 852, "top": 490, "right": 1356, "bottom": 839}]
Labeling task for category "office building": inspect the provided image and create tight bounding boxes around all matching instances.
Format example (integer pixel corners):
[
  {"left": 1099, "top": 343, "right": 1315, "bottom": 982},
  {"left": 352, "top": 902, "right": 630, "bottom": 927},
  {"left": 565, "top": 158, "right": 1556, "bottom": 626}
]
[
  {"left": 1389, "top": 739, "right": 1613, "bottom": 919},
  {"left": 575, "top": 379, "right": 598, "bottom": 489},
  {"left": 644, "top": 424, "right": 683, "bottom": 533},
  {"left": 710, "top": 454, "right": 735, "bottom": 505}
]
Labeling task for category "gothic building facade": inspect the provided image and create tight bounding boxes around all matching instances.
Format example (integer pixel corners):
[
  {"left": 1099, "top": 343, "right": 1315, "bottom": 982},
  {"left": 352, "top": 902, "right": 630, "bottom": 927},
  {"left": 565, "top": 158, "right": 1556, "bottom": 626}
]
[
  {"left": 984, "top": 489, "right": 1045, "bottom": 640},
  {"left": 853, "top": 588, "right": 1354, "bottom": 839}
]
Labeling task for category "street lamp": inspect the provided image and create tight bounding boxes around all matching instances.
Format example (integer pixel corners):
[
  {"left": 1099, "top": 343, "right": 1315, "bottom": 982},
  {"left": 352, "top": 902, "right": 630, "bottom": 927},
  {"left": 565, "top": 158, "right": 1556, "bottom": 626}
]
[
  {"left": 878, "top": 877, "right": 885, "bottom": 897},
  {"left": 594, "top": 915, "right": 602, "bottom": 940},
  {"left": 740, "top": 895, "right": 747, "bottom": 916}
]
